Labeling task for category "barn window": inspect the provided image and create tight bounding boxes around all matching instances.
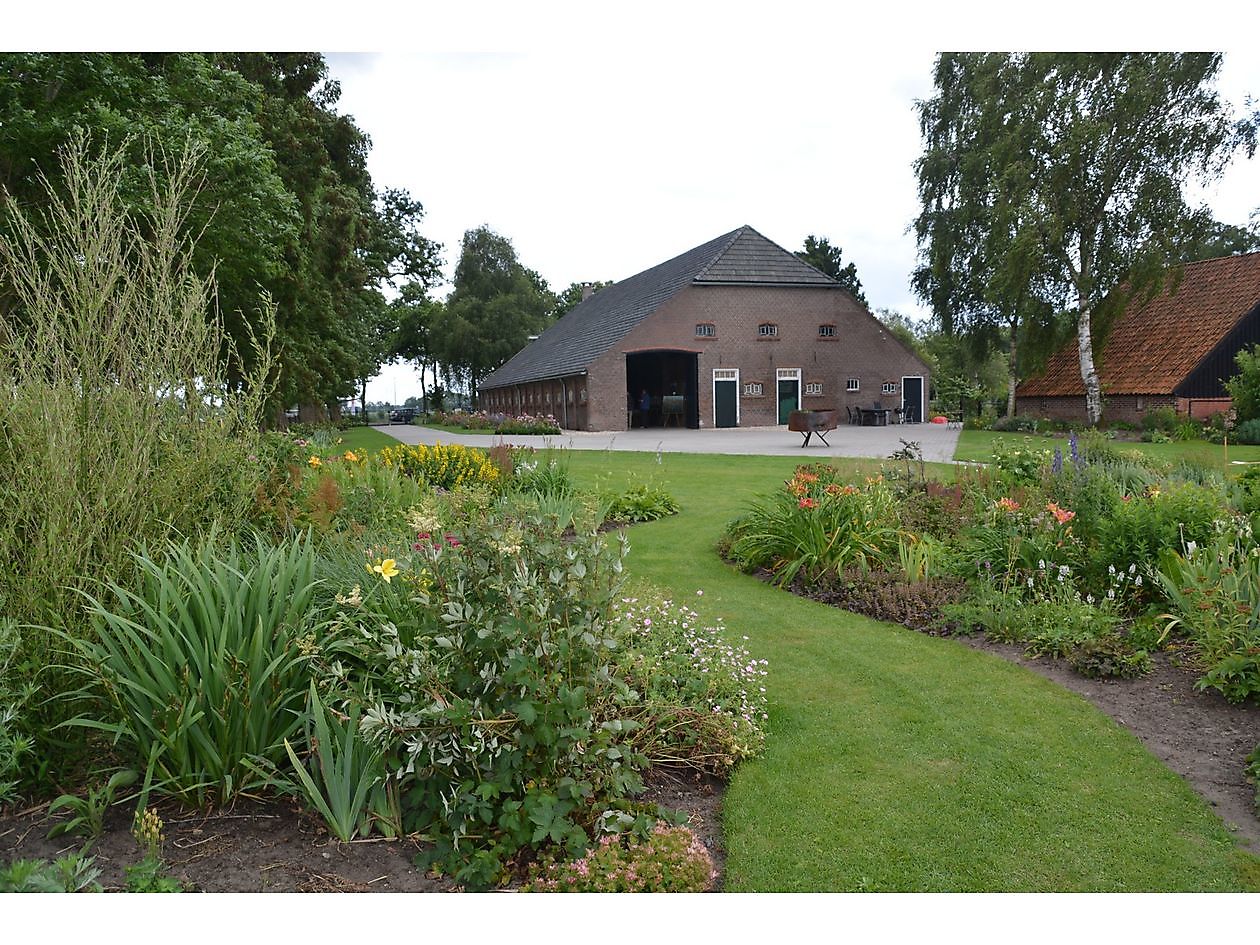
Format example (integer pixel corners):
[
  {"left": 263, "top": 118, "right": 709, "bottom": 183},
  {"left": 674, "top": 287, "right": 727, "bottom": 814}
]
[
  {"left": 695, "top": 323, "right": 715, "bottom": 337},
  {"left": 882, "top": 382, "right": 897, "bottom": 395},
  {"left": 743, "top": 382, "right": 764, "bottom": 396},
  {"left": 846, "top": 378, "right": 860, "bottom": 392},
  {"left": 805, "top": 382, "right": 824, "bottom": 396},
  {"left": 758, "top": 323, "right": 778, "bottom": 337},
  {"left": 818, "top": 324, "right": 836, "bottom": 338}
]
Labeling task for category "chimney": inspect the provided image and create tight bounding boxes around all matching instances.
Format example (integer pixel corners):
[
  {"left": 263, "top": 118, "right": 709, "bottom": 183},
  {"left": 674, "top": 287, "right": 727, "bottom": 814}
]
[{"left": 581, "top": 281, "right": 595, "bottom": 301}]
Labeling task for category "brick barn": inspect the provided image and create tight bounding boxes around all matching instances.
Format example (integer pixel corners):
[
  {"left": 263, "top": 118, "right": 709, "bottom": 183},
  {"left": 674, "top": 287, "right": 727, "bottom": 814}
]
[
  {"left": 480, "top": 226, "right": 930, "bottom": 431},
  {"left": 1017, "top": 252, "right": 1260, "bottom": 424}
]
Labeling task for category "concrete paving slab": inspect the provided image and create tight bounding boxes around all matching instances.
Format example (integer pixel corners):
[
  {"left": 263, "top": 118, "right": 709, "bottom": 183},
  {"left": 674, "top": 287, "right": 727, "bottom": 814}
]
[{"left": 373, "top": 421, "right": 961, "bottom": 463}]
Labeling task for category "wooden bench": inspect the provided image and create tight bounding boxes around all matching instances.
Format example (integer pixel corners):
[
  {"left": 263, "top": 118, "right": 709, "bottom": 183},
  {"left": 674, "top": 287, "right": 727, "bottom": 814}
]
[{"left": 788, "top": 409, "right": 838, "bottom": 447}]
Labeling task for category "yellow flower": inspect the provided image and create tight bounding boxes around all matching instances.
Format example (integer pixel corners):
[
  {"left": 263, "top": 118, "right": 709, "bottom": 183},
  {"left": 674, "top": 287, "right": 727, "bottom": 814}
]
[
  {"left": 372, "top": 558, "right": 400, "bottom": 582},
  {"left": 343, "top": 450, "right": 360, "bottom": 462},
  {"left": 308, "top": 455, "right": 322, "bottom": 468}
]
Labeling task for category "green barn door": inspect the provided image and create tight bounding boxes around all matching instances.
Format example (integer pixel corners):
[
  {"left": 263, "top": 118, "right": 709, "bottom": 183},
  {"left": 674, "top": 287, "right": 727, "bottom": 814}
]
[
  {"left": 713, "top": 369, "right": 738, "bottom": 427},
  {"left": 776, "top": 369, "right": 800, "bottom": 424}
]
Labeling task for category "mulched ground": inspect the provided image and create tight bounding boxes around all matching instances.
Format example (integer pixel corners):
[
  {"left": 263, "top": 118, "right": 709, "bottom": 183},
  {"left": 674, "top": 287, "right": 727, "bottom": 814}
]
[{"left": 0, "top": 766, "right": 725, "bottom": 893}]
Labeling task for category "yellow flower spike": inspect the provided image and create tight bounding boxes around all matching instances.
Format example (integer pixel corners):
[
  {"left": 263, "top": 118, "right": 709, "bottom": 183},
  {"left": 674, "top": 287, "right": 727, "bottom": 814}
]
[
  {"left": 343, "top": 450, "right": 360, "bottom": 462},
  {"left": 372, "top": 558, "right": 400, "bottom": 582}
]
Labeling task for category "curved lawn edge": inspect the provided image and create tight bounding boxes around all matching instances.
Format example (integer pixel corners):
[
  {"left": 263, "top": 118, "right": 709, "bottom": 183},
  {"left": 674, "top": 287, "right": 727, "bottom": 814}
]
[{"left": 559, "top": 449, "right": 1259, "bottom": 891}]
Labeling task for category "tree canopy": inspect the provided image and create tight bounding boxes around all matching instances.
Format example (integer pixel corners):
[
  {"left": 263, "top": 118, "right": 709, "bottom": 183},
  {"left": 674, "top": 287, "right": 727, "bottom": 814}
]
[
  {"left": 0, "top": 52, "right": 441, "bottom": 416},
  {"left": 795, "top": 235, "right": 866, "bottom": 304},
  {"left": 913, "top": 52, "right": 1256, "bottom": 424},
  {"left": 439, "top": 226, "right": 555, "bottom": 402}
]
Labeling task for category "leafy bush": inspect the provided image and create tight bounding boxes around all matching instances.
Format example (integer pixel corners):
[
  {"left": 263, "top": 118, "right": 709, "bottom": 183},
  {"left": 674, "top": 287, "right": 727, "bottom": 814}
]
[
  {"left": 1067, "top": 636, "right": 1152, "bottom": 679},
  {"left": 1226, "top": 343, "right": 1260, "bottom": 423},
  {"left": 64, "top": 533, "right": 324, "bottom": 803},
  {"left": 725, "top": 467, "right": 902, "bottom": 585},
  {"left": 0, "top": 853, "right": 103, "bottom": 893},
  {"left": 378, "top": 442, "right": 502, "bottom": 491},
  {"left": 1231, "top": 418, "right": 1260, "bottom": 445},
  {"left": 610, "top": 593, "right": 767, "bottom": 771},
  {"left": 522, "top": 823, "right": 717, "bottom": 892},
  {"left": 325, "top": 508, "right": 646, "bottom": 888},
  {"left": 602, "top": 484, "right": 681, "bottom": 524},
  {"left": 988, "top": 438, "right": 1051, "bottom": 484},
  {"left": 1152, "top": 523, "right": 1260, "bottom": 704},
  {"left": 1141, "top": 407, "right": 1179, "bottom": 433},
  {"left": 511, "top": 454, "right": 575, "bottom": 499},
  {"left": 1096, "top": 480, "right": 1227, "bottom": 573},
  {"left": 990, "top": 415, "right": 1040, "bottom": 433},
  {"left": 429, "top": 409, "right": 561, "bottom": 435}
]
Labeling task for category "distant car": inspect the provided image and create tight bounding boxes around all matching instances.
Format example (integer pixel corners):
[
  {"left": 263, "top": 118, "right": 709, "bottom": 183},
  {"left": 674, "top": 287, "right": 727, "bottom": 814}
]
[{"left": 388, "top": 408, "right": 417, "bottom": 424}]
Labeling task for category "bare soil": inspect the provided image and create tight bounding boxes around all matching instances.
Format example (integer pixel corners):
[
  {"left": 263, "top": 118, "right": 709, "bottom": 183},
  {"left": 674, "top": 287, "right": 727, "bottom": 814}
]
[{"left": 0, "top": 766, "right": 725, "bottom": 893}]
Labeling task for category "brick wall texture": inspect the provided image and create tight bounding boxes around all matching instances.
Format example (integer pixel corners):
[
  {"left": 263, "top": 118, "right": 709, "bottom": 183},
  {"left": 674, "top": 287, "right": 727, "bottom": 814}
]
[{"left": 484, "top": 284, "right": 929, "bottom": 431}]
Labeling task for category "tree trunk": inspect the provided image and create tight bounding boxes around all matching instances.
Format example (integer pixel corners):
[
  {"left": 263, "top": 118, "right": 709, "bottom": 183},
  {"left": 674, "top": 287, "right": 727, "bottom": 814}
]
[
  {"left": 1006, "top": 313, "right": 1019, "bottom": 418},
  {"left": 1077, "top": 293, "right": 1103, "bottom": 425},
  {"left": 360, "top": 377, "right": 367, "bottom": 418}
]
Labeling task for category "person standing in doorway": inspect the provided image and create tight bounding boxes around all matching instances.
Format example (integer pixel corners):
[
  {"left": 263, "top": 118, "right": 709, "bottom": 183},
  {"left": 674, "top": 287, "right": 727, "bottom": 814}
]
[{"left": 638, "top": 388, "right": 651, "bottom": 427}]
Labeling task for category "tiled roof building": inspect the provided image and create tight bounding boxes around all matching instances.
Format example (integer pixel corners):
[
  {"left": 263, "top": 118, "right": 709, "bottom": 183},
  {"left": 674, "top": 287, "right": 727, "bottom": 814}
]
[
  {"left": 1017, "top": 252, "right": 1260, "bottom": 423},
  {"left": 481, "top": 226, "right": 930, "bottom": 431}
]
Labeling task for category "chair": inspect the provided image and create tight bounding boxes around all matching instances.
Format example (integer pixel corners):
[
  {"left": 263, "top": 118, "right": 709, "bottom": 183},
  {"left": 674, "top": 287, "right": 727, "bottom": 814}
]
[{"left": 845, "top": 405, "right": 858, "bottom": 425}]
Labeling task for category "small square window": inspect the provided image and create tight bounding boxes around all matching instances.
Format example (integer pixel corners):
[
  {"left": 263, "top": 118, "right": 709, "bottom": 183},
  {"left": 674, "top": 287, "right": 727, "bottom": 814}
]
[
  {"left": 882, "top": 382, "right": 898, "bottom": 395},
  {"left": 695, "top": 323, "right": 715, "bottom": 337},
  {"left": 758, "top": 323, "right": 778, "bottom": 337},
  {"left": 818, "top": 324, "right": 836, "bottom": 338},
  {"left": 805, "top": 382, "right": 824, "bottom": 396},
  {"left": 846, "top": 378, "right": 860, "bottom": 392},
  {"left": 743, "top": 382, "right": 764, "bottom": 396}
]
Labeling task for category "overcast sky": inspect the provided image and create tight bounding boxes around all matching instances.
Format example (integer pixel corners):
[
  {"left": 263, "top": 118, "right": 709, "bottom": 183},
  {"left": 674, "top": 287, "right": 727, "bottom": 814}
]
[
  {"left": 320, "top": 42, "right": 1260, "bottom": 402},
  {"left": 14, "top": 3, "right": 1260, "bottom": 404}
]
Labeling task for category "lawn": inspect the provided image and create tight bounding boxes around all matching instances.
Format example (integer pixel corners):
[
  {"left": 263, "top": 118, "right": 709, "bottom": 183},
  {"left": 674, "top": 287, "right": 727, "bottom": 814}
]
[
  {"left": 327, "top": 425, "right": 401, "bottom": 454},
  {"left": 555, "top": 448, "right": 1257, "bottom": 891},
  {"left": 954, "top": 428, "right": 1260, "bottom": 472}
]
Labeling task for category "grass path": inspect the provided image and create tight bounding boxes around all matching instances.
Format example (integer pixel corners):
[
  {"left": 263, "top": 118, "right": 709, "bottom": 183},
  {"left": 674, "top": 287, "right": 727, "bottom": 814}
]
[{"left": 561, "top": 450, "right": 1257, "bottom": 891}]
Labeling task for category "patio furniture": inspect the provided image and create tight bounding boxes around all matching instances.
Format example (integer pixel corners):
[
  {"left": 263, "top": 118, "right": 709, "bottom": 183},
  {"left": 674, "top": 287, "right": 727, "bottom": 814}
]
[
  {"left": 788, "top": 409, "right": 838, "bottom": 447},
  {"left": 859, "top": 404, "right": 892, "bottom": 426}
]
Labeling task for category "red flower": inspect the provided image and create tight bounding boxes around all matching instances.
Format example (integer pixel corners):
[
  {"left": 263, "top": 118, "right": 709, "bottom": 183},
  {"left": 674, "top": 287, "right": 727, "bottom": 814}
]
[{"left": 798, "top": 497, "right": 818, "bottom": 509}]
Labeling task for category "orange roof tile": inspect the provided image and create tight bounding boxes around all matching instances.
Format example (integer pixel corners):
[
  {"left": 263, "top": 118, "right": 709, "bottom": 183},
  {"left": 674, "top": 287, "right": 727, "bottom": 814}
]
[{"left": 1018, "top": 252, "right": 1260, "bottom": 397}]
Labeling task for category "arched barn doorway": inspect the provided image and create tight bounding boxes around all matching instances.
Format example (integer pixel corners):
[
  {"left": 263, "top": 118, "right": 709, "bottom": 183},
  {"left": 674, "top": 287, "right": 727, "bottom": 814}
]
[{"left": 625, "top": 350, "right": 699, "bottom": 429}]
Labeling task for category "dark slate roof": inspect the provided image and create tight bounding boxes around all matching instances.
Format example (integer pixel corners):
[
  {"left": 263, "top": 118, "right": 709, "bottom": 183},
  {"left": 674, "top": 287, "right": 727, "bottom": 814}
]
[
  {"left": 482, "top": 226, "right": 837, "bottom": 389},
  {"left": 1018, "top": 251, "right": 1260, "bottom": 397}
]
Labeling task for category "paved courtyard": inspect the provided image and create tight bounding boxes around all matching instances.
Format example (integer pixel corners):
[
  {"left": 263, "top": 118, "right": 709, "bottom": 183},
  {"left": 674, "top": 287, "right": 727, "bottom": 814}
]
[{"left": 375, "top": 421, "right": 962, "bottom": 463}]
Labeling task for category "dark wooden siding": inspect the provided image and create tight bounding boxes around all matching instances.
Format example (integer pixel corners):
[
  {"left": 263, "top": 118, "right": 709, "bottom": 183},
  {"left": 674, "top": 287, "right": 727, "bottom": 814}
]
[{"left": 1175, "top": 301, "right": 1260, "bottom": 398}]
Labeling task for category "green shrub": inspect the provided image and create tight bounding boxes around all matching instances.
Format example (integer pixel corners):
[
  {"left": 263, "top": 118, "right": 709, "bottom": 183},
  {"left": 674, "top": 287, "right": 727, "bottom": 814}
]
[
  {"left": 63, "top": 532, "right": 324, "bottom": 804},
  {"left": 1226, "top": 344, "right": 1260, "bottom": 423},
  {"left": 522, "top": 823, "right": 716, "bottom": 892},
  {"left": 988, "top": 438, "right": 1050, "bottom": 484},
  {"left": 0, "top": 853, "right": 103, "bottom": 893},
  {"left": 1096, "top": 480, "right": 1228, "bottom": 573},
  {"left": 1141, "top": 407, "right": 1179, "bottom": 433},
  {"left": 990, "top": 415, "right": 1039, "bottom": 433},
  {"left": 0, "top": 136, "right": 275, "bottom": 781},
  {"left": 602, "top": 484, "right": 681, "bottom": 524},
  {"left": 1232, "top": 418, "right": 1260, "bottom": 445},
  {"left": 725, "top": 467, "right": 902, "bottom": 585},
  {"left": 0, "top": 619, "right": 33, "bottom": 807},
  {"left": 1067, "top": 636, "right": 1152, "bottom": 679},
  {"left": 511, "top": 455, "right": 575, "bottom": 499},
  {"left": 325, "top": 507, "right": 646, "bottom": 889},
  {"left": 610, "top": 592, "right": 767, "bottom": 771}
]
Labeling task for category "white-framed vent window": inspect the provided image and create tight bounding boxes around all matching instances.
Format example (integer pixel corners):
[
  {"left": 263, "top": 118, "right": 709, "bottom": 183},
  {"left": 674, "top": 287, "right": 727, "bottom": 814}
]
[
  {"left": 805, "top": 382, "right": 824, "bottom": 396},
  {"left": 695, "top": 322, "right": 715, "bottom": 337},
  {"left": 818, "top": 324, "right": 836, "bottom": 338},
  {"left": 758, "top": 322, "right": 779, "bottom": 337},
  {"left": 882, "top": 382, "right": 898, "bottom": 395},
  {"left": 743, "top": 382, "right": 764, "bottom": 396},
  {"left": 846, "top": 378, "right": 860, "bottom": 392}
]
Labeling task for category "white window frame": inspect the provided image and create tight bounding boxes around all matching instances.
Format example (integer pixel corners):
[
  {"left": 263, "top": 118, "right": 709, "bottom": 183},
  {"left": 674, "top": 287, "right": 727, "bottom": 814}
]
[
  {"left": 743, "top": 382, "right": 764, "bottom": 397},
  {"left": 846, "top": 378, "right": 860, "bottom": 392},
  {"left": 695, "top": 322, "right": 715, "bottom": 337},
  {"left": 882, "top": 381, "right": 898, "bottom": 395},
  {"left": 712, "top": 368, "right": 740, "bottom": 427},
  {"left": 818, "top": 324, "right": 836, "bottom": 338},
  {"left": 805, "top": 382, "right": 824, "bottom": 396},
  {"left": 758, "top": 322, "right": 779, "bottom": 337}
]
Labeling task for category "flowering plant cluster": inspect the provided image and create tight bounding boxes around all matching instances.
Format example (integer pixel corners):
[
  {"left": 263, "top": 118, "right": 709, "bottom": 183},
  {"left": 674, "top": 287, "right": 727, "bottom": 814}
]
[
  {"left": 522, "top": 823, "right": 717, "bottom": 892},
  {"left": 610, "top": 593, "right": 769, "bottom": 771},
  {"left": 378, "top": 441, "right": 502, "bottom": 491},
  {"left": 430, "top": 409, "right": 561, "bottom": 436}
]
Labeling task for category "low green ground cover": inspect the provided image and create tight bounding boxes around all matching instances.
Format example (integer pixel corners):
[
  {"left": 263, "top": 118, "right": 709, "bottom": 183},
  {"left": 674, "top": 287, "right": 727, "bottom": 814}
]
[{"left": 558, "top": 449, "right": 1259, "bottom": 891}]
